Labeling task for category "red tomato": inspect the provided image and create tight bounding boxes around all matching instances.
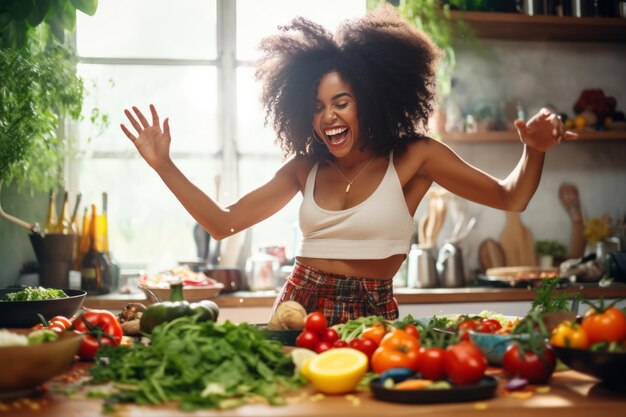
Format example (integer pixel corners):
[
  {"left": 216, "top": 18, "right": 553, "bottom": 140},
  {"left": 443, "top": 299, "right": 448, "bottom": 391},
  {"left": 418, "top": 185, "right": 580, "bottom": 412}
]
[
  {"left": 474, "top": 319, "right": 502, "bottom": 334},
  {"left": 444, "top": 341, "right": 487, "bottom": 385},
  {"left": 321, "top": 328, "right": 340, "bottom": 344},
  {"left": 502, "top": 343, "right": 556, "bottom": 384},
  {"left": 581, "top": 307, "right": 626, "bottom": 344},
  {"left": 371, "top": 329, "right": 420, "bottom": 374},
  {"left": 354, "top": 337, "right": 378, "bottom": 359},
  {"left": 417, "top": 346, "right": 446, "bottom": 381},
  {"left": 304, "top": 312, "right": 328, "bottom": 334},
  {"left": 457, "top": 319, "right": 478, "bottom": 341},
  {"left": 73, "top": 310, "right": 123, "bottom": 360},
  {"left": 295, "top": 329, "right": 320, "bottom": 351},
  {"left": 402, "top": 323, "right": 420, "bottom": 341},
  {"left": 361, "top": 322, "right": 387, "bottom": 345},
  {"left": 332, "top": 339, "right": 348, "bottom": 348},
  {"left": 314, "top": 341, "right": 333, "bottom": 353},
  {"left": 348, "top": 338, "right": 360, "bottom": 349}
]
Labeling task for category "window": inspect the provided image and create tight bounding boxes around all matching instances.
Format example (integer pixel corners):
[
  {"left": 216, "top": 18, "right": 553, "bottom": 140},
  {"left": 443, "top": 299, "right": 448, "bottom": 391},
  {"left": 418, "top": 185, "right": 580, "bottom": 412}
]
[{"left": 74, "top": 0, "right": 366, "bottom": 275}]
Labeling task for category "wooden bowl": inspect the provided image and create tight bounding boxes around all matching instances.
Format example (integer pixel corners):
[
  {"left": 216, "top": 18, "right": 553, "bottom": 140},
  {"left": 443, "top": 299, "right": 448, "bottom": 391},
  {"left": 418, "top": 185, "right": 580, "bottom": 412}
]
[
  {"left": 0, "top": 331, "right": 83, "bottom": 396},
  {"left": 138, "top": 283, "right": 223, "bottom": 303}
]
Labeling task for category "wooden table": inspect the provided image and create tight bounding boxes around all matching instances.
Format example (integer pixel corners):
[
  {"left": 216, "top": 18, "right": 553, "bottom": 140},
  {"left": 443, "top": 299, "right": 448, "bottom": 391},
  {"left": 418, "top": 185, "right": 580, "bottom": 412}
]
[{"left": 1, "top": 364, "right": 624, "bottom": 417}]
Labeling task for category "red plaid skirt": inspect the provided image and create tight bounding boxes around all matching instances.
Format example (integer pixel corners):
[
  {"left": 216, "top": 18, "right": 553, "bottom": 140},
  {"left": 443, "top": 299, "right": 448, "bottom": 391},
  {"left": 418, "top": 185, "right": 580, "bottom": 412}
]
[{"left": 272, "top": 261, "right": 398, "bottom": 326}]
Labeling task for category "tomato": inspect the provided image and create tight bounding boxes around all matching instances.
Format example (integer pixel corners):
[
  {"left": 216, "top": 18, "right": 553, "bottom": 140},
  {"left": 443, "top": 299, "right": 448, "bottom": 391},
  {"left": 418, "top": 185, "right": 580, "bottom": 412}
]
[
  {"left": 417, "top": 346, "right": 446, "bottom": 381},
  {"left": 73, "top": 310, "right": 123, "bottom": 360},
  {"left": 502, "top": 342, "right": 556, "bottom": 384},
  {"left": 550, "top": 321, "right": 589, "bottom": 349},
  {"left": 361, "top": 322, "right": 387, "bottom": 345},
  {"left": 296, "top": 329, "right": 320, "bottom": 351},
  {"left": 581, "top": 307, "right": 626, "bottom": 344},
  {"left": 350, "top": 337, "right": 378, "bottom": 360},
  {"left": 457, "top": 319, "right": 478, "bottom": 341},
  {"left": 371, "top": 329, "right": 420, "bottom": 374},
  {"left": 444, "top": 341, "right": 487, "bottom": 385},
  {"left": 314, "top": 341, "right": 333, "bottom": 353},
  {"left": 402, "top": 323, "right": 420, "bottom": 341},
  {"left": 332, "top": 339, "right": 348, "bottom": 348},
  {"left": 474, "top": 319, "right": 502, "bottom": 334},
  {"left": 304, "top": 312, "right": 328, "bottom": 334},
  {"left": 321, "top": 328, "right": 339, "bottom": 344}
]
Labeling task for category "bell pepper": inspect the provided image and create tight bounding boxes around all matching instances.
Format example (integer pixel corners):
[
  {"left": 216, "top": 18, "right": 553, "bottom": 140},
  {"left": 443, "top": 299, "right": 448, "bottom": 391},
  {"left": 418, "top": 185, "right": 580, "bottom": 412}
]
[
  {"left": 73, "top": 309, "right": 123, "bottom": 360},
  {"left": 139, "top": 282, "right": 219, "bottom": 333}
]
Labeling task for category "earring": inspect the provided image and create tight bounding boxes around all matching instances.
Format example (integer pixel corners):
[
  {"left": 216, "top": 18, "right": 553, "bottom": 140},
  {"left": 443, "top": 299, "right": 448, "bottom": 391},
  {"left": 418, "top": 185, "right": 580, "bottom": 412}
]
[{"left": 312, "top": 129, "right": 325, "bottom": 145}]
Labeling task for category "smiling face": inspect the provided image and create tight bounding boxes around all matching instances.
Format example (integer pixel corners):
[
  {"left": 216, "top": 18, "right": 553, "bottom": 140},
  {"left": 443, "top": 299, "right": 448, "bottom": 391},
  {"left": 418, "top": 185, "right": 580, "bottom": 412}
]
[{"left": 312, "top": 71, "right": 361, "bottom": 158}]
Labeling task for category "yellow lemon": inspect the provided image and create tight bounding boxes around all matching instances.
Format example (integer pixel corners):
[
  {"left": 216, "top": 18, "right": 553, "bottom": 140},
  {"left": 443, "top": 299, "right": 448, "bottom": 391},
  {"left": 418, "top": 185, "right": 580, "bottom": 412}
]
[{"left": 306, "top": 348, "right": 368, "bottom": 395}]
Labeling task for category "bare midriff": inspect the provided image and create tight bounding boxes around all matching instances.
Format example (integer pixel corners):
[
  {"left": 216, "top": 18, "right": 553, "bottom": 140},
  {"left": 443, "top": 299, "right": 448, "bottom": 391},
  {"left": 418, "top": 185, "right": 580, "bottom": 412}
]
[{"left": 295, "top": 254, "right": 405, "bottom": 280}]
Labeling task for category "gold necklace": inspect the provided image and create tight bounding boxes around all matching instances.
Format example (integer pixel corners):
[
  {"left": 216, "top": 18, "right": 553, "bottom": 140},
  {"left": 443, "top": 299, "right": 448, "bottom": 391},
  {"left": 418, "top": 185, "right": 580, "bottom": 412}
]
[{"left": 334, "top": 155, "right": 377, "bottom": 193}]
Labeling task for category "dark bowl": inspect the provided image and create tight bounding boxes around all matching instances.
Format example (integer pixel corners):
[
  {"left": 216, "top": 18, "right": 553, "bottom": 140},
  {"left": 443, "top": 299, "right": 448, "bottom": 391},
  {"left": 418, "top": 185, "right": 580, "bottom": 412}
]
[
  {"left": 255, "top": 324, "right": 300, "bottom": 346},
  {"left": 0, "top": 289, "right": 86, "bottom": 328},
  {"left": 551, "top": 345, "right": 626, "bottom": 385},
  {"left": 370, "top": 376, "right": 498, "bottom": 404}
]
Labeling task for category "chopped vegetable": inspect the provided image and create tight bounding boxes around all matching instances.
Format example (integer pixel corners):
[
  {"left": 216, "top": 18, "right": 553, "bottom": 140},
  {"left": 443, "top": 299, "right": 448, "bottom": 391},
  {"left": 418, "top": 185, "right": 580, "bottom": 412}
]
[
  {"left": 27, "top": 329, "right": 59, "bottom": 344},
  {"left": 1, "top": 286, "right": 67, "bottom": 301},
  {"left": 0, "top": 329, "right": 28, "bottom": 346}
]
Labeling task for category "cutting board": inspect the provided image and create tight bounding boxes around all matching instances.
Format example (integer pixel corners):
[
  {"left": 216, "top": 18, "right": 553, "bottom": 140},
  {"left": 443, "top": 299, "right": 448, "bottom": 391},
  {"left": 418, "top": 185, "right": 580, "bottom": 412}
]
[
  {"left": 499, "top": 212, "right": 537, "bottom": 267},
  {"left": 478, "top": 238, "right": 506, "bottom": 270}
]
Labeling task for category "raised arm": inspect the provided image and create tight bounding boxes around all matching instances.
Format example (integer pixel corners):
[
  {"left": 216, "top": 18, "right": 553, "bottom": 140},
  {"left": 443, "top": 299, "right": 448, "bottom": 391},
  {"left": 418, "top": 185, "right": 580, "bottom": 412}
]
[
  {"left": 410, "top": 109, "right": 578, "bottom": 212},
  {"left": 121, "top": 105, "right": 303, "bottom": 240}
]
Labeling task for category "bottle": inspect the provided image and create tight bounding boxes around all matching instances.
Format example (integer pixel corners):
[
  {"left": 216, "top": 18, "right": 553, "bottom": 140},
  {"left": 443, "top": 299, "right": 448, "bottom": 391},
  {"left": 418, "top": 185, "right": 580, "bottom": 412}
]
[
  {"left": 55, "top": 191, "right": 71, "bottom": 234},
  {"left": 68, "top": 193, "right": 83, "bottom": 289},
  {"left": 81, "top": 204, "right": 112, "bottom": 294},
  {"left": 44, "top": 190, "right": 58, "bottom": 235},
  {"left": 100, "top": 192, "right": 120, "bottom": 291}
]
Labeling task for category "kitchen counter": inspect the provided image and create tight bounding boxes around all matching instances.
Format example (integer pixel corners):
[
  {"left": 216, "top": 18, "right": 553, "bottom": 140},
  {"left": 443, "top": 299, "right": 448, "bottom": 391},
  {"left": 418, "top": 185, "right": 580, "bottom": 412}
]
[
  {"left": 84, "top": 282, "right": 626, "bottom": 311},
  {"left": 1, "top": 364, "right": 625, "bottom": 417}
]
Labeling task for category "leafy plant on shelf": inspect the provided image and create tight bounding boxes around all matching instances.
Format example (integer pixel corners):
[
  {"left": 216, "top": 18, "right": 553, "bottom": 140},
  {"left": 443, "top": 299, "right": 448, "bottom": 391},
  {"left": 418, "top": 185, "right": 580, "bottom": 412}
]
[{"left": 530, "top": 277, "right": 576, "bottom": 314}]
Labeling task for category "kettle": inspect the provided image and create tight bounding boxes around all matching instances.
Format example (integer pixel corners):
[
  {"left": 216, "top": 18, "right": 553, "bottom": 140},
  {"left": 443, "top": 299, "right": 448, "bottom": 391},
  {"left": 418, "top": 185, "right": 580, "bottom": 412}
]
[{"left": 436, "top": 242, "right": 465, "bottom": 288}]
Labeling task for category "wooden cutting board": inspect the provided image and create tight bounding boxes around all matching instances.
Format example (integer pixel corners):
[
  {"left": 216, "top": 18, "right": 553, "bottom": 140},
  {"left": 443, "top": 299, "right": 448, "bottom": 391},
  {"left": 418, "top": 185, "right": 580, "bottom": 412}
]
[
  {"left": 499, "top": 211, "right": 537, "bottom": 267},
  {"left": 478, "top": 238, "right": 506, "bottom": 270}
]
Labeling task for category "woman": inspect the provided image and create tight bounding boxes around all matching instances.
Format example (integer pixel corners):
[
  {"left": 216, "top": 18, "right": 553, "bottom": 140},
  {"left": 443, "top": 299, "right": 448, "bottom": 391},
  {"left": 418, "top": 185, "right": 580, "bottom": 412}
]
[{"left": 121, "top": 7, "right": 576, "bottom": 325}]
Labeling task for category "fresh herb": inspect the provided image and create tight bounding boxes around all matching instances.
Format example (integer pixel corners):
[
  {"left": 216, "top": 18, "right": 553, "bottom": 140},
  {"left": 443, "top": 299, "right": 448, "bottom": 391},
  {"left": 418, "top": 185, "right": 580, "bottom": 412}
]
[
  {"left": 89, "top": 317, "right": 303, "bottom": 411},
  {"left": 535, "top": 240, "right": 567, "bottom": 258},
  {"left": 530, "top": 278, "right": 575, "bottom": 314},
  {"left": 1, "top": 286, "right": 68, "bottom": 301}
]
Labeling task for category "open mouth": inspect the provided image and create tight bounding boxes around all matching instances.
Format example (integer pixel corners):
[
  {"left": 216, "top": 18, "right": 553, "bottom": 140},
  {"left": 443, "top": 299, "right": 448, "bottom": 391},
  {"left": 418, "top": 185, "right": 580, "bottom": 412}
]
[{"left": 324, "top": 126, "right": 349, "bottom": 146}]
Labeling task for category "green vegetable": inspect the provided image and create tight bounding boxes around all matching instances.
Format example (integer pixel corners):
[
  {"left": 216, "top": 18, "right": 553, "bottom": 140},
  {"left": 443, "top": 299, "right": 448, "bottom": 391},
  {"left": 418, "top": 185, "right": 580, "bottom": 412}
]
[
  {"left": 333, "top": 315, "right": 389, "bottom": 342},
  {"left": 1, "top": 286, "right": 68, "bottom": 301},
  {"left": 90, "top": 317, "right": 303, "bottom": 411},
  {"left": 139, "top": 283, "right": 219, "bottom": 333},
  {"left": 27, "top": 329, "right": 59, "bottom": 344},
  {"left": 530, "top": 278, "right": 575, "bottom": 314}
]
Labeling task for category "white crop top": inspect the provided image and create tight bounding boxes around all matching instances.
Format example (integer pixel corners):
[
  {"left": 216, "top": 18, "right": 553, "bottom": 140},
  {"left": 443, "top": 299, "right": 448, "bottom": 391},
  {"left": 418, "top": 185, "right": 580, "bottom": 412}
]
[{"left": 296, "top": 152, "right": 414, "bottom": 260}]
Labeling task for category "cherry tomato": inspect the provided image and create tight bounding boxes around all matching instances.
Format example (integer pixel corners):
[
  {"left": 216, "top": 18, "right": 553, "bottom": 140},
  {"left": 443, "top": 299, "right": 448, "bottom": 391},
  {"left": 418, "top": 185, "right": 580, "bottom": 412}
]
[
  {"left": 321, "top": 328, "right": 340, "bottom": 344},
  {"left": 417, "top": 346, "right": 446, "bottom": 381},
  {"left": 304, "top": 312, "right": 328, "bottom": 334},
  {"left": 354, "top": 337, "right": 378, "bottom": 359},
  {"left": 332, "top": 339, "right": 348, "bottom": 348},
  {"left": 371, "top": 329, "right": 420, "bottom": 374},
  {"left": 295, "top": 329, "right": 320, "bottom": 351},
  {"left": 550, "top": 321, "right": 589, "bottom": 349},
  {"left": 474, "top": 319, "right": 502, "bottom": 334},
  {"left": 457, "top": 319, "right": 478, "bottom": 341},
  {"left": 581, "top": 307, "right": 626, "bottom": 344},
  {"left": 503, "top": 342, "right": 556, "bottom": 384},
  {"left": 314, "top": 341, "right": 333, "bottom": 353},
  {"left": 402, "top": 323, "right": 420, "bottom": 341},
  {"left": 361, "top": 322, "right": 387, "bottom": 345},
  {"left": 444, "top": 341, "right": 487, "bottom": 385}
]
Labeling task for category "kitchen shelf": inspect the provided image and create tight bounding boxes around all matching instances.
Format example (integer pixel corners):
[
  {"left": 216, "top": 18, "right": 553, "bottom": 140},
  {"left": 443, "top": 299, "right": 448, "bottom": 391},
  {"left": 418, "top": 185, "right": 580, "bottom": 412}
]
[
  {"left": 451, "top": 11, "right": 626, "bottom": 43},
  {"left": 441, "top": 130, "right": 626, "bottom": 143}
]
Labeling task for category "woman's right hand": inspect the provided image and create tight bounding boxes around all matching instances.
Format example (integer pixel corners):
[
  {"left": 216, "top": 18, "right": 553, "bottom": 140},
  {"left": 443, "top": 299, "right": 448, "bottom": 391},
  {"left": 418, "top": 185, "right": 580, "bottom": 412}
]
[{"left": 121, "top": 104, "right": 171, "bottom": 170}]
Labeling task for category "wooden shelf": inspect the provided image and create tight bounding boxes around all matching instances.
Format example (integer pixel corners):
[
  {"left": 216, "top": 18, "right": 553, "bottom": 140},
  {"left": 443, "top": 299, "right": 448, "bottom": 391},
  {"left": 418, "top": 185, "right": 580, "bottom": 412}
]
[
  {"left": 441, "top": 130, "right": 626, "bottom": 143},
  {"left": 451, "top": 11, "right": 626, "bottom": 43}
]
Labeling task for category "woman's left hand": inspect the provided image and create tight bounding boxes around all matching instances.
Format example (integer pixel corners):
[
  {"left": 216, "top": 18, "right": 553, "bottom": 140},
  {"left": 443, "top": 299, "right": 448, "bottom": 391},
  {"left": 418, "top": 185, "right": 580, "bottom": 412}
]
[{"left": 514, "top": 108, "right": 578, "bottom": 152}]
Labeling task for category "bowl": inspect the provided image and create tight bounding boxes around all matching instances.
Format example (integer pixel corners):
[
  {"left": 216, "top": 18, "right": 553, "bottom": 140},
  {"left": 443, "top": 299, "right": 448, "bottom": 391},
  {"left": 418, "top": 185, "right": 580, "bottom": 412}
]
[
  {"left": 0, "top": 331, "right": 83, "bottom": 397},
  {"left": 551, "top": 345, "right": 626, "bottom": 385},
  {"left": 0, "top": 289, "right": 87, "bottom": 328},
  {"left": 138, "top": 283, "right": 223, "bottom": 303},
  {"left": 469, "top": 330, "right": 528, "bottom": 366}
]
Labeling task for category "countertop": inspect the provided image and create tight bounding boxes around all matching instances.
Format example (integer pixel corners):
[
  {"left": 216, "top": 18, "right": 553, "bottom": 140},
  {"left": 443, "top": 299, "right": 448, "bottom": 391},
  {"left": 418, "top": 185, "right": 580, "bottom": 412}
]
[
  {"left": 83, "top": 282, "right": 626, "bottom": 310},
  {"left": 1, "top": 364, "right": 624, "bottom": 417}
]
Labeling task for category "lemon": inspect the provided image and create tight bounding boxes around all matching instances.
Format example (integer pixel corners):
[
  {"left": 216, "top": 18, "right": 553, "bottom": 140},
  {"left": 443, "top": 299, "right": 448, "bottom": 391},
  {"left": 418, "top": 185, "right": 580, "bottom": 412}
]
[
  {"left": 291, "top": 348, "right": 317, "bottom": 378},
  {"left": 306, "top": 348, "right": 368, "bottom": 395}
]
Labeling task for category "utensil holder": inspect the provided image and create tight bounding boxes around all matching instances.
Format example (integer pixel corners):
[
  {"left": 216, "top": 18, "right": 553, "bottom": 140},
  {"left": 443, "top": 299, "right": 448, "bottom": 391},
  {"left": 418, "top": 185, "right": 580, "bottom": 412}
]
[{"left": 29, "top": 233, "right": 75, "bottom": 289}]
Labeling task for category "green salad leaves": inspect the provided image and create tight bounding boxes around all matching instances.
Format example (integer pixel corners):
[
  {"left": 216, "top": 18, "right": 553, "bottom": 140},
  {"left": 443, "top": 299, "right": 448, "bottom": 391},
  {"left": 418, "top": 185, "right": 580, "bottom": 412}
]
[{"left": 1, "top": 286, "right": 68, "bottom": 301}]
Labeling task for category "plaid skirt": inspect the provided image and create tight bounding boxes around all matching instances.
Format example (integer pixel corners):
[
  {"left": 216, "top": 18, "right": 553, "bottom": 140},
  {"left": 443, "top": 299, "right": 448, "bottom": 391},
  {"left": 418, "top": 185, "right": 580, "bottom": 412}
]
[{"left": 271, "top": 261, "right": 398, "bottom": 326}]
